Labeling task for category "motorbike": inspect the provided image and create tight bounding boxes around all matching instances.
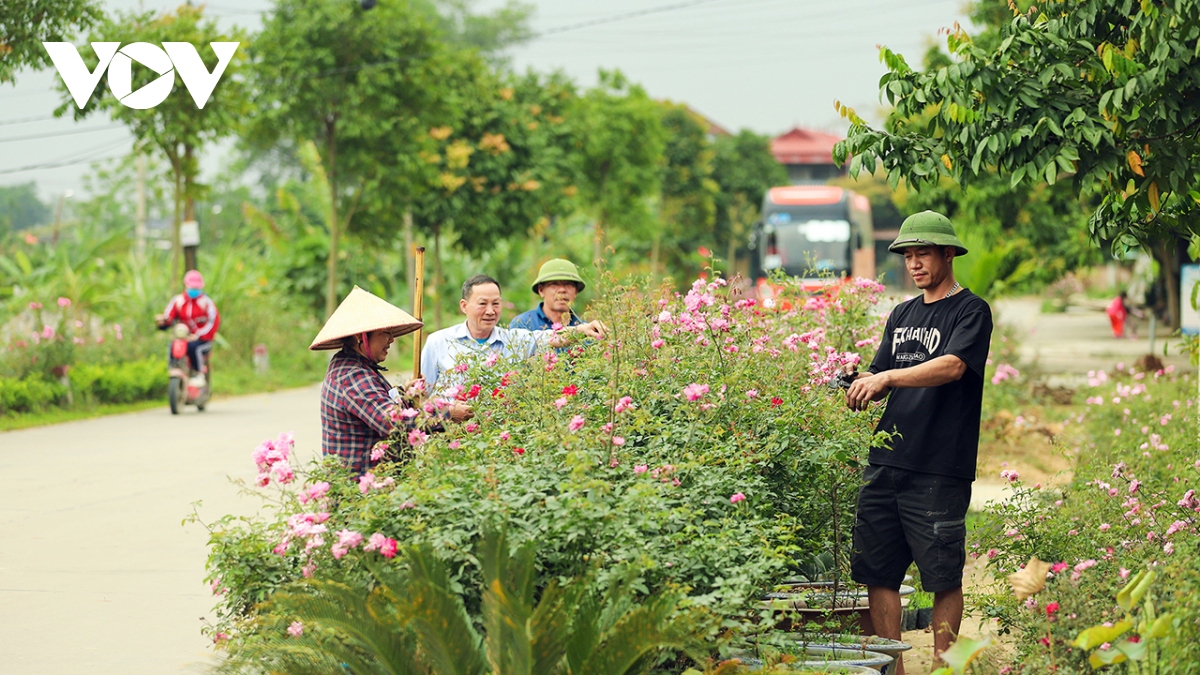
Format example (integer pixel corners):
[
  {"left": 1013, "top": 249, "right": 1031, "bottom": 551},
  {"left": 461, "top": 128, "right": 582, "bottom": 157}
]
[{"left": 167, "top": 322, "right": 212, "bottom": 414}]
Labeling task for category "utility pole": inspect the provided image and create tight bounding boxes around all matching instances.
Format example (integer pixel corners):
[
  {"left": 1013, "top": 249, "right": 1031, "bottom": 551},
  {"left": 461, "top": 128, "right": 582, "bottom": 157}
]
[{"left": 51, "top": 190, "right": 72, "bottom": 245}]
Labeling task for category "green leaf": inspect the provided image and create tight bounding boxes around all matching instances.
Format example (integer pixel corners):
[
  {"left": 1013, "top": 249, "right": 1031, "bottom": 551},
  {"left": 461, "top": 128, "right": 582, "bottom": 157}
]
[
  {"left": 1117, "top": 569, "right": 1154, "bottom": 611},
  {"left": 1074, "top": 619, "right": 1134, "bottom": 649},
  {"left": 1011, "top": 164, "right": 1028, "bottom": 188},
  {"left": 1114, "top": 637, "right": 1149, "bottom": 661},
  {"left": 1145, "top": 613, "right": 1175, "bottom": 639},
  {"left": 1089, "top": 646, "right": 1129, "bottom": 668},
  {"left": 940, "top": 635, "right": 991, "bottom": 673},
  {"left": 1045, "top": 161, "right": 1058, "bottom": 185}
]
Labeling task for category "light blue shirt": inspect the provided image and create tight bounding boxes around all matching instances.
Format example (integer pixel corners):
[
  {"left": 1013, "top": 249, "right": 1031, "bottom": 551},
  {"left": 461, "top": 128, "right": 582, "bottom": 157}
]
[{"left": 420, "top": 322, "right": 552, "bottom": 392}]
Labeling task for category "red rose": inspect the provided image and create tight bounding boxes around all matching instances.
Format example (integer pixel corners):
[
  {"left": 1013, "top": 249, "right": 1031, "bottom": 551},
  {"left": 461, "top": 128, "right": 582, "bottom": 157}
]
[
  {"left": 770, "top": 397, "right": 783, "bottom": 407},
  {"left": 465, "top": 384, "right": 482, "bottom": 400},
  {"left": 1045, "top": 602, "right": 1059, "bottom": 616},
  {"left": 492, "top": 387, "right": 504, "bottom": 399},
  {"left": 512, "top": 447, "right": 525, "bottom": 456},
  {"left": 562, "top": 384, "right": 579, "bottom": 396}
]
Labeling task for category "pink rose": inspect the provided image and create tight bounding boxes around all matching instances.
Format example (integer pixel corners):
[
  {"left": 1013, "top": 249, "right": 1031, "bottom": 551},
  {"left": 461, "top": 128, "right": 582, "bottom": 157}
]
[{"left": 729, "top": 492, "right": 746, "bottom": 504}]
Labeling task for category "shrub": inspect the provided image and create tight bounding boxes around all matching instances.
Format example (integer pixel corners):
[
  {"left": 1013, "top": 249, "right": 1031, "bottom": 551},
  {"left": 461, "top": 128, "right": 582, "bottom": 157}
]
[
  {"left": 970, "top": 366, "right": 1197, "bottom": 673},
  {"left": 72, "top": 358, "right": 164, "bottom": 404},
  {"left": 200, "top": 276, "right": 893, "bottom": 654},
  {"left": 0, "top": 376, "right": 65, "bottom": 413}
]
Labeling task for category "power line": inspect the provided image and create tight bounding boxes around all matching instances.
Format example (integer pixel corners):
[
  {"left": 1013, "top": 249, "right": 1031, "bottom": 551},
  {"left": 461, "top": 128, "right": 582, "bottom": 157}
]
[
  {"left": 0, "top": 123, "right": 126, "bottom": 144},
  {"left": 0, "top": 137, "right": 131, "bottom": 175},
  {"left": 0, "top": 114, "right": 59, "bottom": 126},
  {"left": 532, "top": 0, "right": 731, "bottom": 38}
]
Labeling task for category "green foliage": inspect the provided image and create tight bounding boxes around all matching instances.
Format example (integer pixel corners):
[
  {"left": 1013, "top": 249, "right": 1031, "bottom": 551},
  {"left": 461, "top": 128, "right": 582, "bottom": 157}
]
[
  {"left": 203, "top": 274, "right": 892, "bottom": 657},
  {"left": 70, "top": 358, "right": 163, "bottom": 404},
  {"left": 571, "top": 70, "right": 668, "bottom": 263},
  {"left": 652, "top": 103, "right": 719, "bottom": 278},
  {"left": 0, "top": 183, "right": 52, "bottom": 235},
  {"left": 711, "top": 130, "right": 788, "bottom": 270},
  {"left": 248, "top": 0, "right": 455, "bottom": 316},
  {"left": 215, "top": 529, "right": 711, "bottom": 675},
  {"left": 834, "top": 0, "right": 1200, "bottom": 257},
  {"left": 59, "top": 4, "right": 249, "bottom": 281},
  {"left": 970, "top": 367, "right": 1197, "bottom": 673},
  {"left": 0, "top": 0, "right": 105, "bottom": 83},
  {"left": 0, "top": 375, "right": 65, "bottom": 413}
]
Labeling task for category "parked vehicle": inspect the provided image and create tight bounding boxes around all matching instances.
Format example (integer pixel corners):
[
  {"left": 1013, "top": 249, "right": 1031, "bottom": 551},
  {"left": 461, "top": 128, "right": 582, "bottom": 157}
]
[
  {"left": 166, "top": 322, "right": 211, "bottom": 414},
  {"left": 750, "top": 185, "right": 875, "bottom": 300}
]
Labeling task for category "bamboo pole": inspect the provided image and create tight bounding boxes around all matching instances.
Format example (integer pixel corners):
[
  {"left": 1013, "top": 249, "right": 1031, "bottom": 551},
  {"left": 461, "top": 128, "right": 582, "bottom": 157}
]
[{"left": 412, "top": 246, "right": 426, "bottom": 379}]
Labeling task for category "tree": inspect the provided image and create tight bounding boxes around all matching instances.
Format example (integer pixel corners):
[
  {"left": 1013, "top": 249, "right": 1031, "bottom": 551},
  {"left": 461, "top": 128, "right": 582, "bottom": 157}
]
[
  {"left": 413, "top": 0, "right": 535, "bottom": 59},
  {"left": 834, "top": 0, "right": 1200, "bottom": 325},
  {"left": 384, "top": 69, "right": 581, "bottom": 327},
  {"left": 0, "top": 0, "right": 103, "bottom": 83},
  {"left": 570, "top": 70, "right": 666, "bottom": 267},
  {"left": 248, "top": 0, "right": 453, "bottom": 319},
  {"left": 58, "top": 5, "right": 248, "bottom": 283},
  {"left": 652, "top": 103, "right": 718, "bottom": 279},
  {"left": 0, "top": 183, "right": 52, "bottom": 235},
  {"left": 711, "top": 130, "right": 787, "bottom": 275}
]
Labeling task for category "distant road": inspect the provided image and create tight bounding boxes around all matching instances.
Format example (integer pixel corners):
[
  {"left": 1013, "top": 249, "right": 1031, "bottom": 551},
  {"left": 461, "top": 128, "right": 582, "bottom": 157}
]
[{"left": 0, "top": 386, "right": 322, "bottom": 675}]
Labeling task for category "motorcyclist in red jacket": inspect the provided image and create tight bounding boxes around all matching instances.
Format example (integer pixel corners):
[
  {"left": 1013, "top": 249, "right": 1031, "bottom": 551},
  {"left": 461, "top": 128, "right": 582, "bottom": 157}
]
[{"left": 156, "top": 270, "right": 221, "bottom": 376}]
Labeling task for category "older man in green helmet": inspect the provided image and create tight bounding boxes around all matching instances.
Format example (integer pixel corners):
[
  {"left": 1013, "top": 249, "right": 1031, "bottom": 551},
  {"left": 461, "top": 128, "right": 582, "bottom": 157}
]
[
  {"left": 510, "top": 258, "right": 587, "bottom": 331},
  {"left": 842, "top": 211, "right": 994, "bottom": 673}
]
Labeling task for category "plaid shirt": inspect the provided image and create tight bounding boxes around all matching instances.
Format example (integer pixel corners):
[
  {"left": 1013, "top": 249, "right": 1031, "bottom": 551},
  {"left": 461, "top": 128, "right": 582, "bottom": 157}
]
[{"left": 320, "top": 350, "right": 402, "bottom": 475}]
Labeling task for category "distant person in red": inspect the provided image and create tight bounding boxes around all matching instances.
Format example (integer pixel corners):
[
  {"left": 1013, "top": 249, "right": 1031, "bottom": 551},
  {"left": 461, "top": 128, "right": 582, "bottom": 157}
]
[
  {"left": 1106, "top": 291, "right": 1128, "bottom": 339},
  {"left": 156, "top": 270, "right": 220, "bottom": 376}
]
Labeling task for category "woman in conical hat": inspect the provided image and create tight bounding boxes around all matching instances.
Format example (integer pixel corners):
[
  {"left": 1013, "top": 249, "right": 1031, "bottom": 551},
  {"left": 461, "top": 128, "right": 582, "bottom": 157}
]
[{"left": 312, "top": 287, "right": 470, "bottom": 475}]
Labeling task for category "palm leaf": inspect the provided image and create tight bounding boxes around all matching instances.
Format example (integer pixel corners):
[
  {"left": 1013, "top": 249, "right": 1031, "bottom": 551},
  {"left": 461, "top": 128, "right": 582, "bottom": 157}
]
[{"left": 402, "top": 544, "right": 489, "bottom": 675}]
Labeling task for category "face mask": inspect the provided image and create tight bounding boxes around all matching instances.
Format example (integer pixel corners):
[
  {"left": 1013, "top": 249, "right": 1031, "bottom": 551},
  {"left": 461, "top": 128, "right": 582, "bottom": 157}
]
[{"left": 186, "top": 288, "right": 202, "bottom": 299}]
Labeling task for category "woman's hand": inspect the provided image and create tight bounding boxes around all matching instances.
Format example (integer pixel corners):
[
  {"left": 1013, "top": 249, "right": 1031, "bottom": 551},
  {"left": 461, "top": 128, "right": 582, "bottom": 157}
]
[{"left": 403, "top": 377, "right": 428, "bottom": 399}]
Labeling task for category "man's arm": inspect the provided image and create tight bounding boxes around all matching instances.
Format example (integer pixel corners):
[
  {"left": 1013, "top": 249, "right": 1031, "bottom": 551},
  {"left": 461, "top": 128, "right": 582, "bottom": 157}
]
[{"left": 846, "top": 354, "right": 967, "bottom": 410}]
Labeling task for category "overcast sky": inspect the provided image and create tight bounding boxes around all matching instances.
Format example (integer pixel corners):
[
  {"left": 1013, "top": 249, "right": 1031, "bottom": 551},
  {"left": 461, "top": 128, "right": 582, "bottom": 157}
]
[{"left": 0, "top": 0, "right": 972, "bottom": 200}]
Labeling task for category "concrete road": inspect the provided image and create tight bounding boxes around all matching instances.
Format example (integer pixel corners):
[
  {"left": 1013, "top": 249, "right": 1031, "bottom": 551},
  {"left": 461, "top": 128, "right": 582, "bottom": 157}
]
[{"left": 0, "top": 386, "right": 322, "bottom": 675}]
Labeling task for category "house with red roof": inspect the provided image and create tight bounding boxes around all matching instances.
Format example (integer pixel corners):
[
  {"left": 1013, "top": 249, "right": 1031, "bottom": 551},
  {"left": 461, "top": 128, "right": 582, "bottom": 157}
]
[{"left": 770, "top": 127, "right": 846, "bottom": 184}]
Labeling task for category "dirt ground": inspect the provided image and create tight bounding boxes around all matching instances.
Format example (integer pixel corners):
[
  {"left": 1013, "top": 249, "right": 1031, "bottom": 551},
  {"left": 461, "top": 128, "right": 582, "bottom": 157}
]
[{"left": 898, "top": 556, "right": 1004, "bottom": 673}]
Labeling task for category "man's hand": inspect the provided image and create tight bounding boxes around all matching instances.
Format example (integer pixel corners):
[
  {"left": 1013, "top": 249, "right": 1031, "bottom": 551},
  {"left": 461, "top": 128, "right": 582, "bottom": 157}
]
[
  {"left": 448, "top": 401, "right": 474, "bottom": 422},
  {"left": 846, "top": 371, "right": 891, "bottom": 411},
  {"left": 577, "top": 320, "right": 608, "bottom": 340}
]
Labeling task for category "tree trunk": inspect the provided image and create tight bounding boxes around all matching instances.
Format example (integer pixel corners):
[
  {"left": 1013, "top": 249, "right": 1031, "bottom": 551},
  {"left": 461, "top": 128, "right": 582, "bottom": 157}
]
[
  {"left": 1153, "top": 238, "right": 1182, "bottom": 331},
  {"left": 325, "top": 124, "right": 340, "bottom": 320}
]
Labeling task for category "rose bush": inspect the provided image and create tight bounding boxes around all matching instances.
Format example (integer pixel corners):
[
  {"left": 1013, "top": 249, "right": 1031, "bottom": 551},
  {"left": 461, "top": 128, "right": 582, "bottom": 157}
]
[
  {"left": 199, "top": 275, "right": 893, "bottom": 654},
  {"left": 971, "top": 364, "right": 1197, "bottom": 674}
]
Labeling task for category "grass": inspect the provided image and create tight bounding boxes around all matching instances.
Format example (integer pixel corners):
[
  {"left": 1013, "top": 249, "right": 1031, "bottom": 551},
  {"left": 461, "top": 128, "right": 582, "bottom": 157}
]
[{"left": 0, "top": 356, "right": 327, "bottom": 432}]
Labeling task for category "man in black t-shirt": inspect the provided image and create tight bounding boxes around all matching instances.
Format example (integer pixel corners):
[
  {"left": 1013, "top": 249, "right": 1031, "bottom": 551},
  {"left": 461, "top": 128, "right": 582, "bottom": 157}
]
[{"left": 844, "top": 211, "right": 993, "bottom": 674}]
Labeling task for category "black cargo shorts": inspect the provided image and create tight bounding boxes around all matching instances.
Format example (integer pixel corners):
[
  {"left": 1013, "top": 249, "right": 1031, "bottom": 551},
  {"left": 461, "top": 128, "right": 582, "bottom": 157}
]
[{"left": 849, "top": 464, "right": 972, "bottom": 593}]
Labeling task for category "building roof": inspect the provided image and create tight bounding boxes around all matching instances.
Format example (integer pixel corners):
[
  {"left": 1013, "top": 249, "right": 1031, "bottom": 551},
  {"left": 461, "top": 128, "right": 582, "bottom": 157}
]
[{"left": 771, "top": 127, "right": 844, "bottom": 166}]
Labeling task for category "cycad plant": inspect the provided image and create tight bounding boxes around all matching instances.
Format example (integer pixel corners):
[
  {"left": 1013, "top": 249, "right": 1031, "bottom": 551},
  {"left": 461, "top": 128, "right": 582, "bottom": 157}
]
[{"left": 216, "top": 529, "right": 712, "bottom": 675}]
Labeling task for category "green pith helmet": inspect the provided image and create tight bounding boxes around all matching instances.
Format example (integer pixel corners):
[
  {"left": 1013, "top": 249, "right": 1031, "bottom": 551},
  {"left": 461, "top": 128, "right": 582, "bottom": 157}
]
[
  {"left": 888, "top": 210, "right": 969, "bottom": 256},
  {"left": 531, "top": 258, "right": 586, "bottom": 294}
]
